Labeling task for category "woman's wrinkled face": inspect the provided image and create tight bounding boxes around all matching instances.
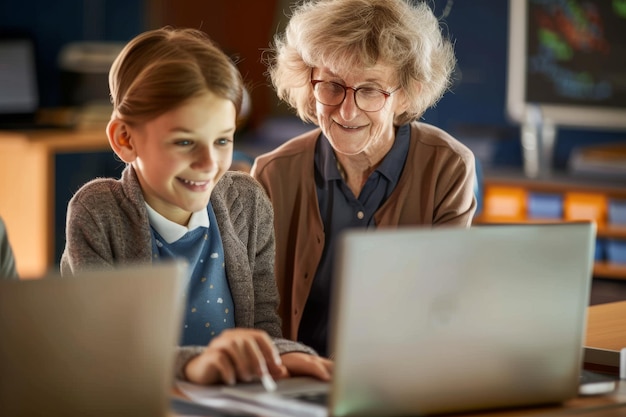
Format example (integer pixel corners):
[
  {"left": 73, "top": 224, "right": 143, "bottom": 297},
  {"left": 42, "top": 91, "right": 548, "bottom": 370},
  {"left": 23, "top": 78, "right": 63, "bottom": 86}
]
[{"left": 311, "top": 64, "right": 406, "bottom": 157}]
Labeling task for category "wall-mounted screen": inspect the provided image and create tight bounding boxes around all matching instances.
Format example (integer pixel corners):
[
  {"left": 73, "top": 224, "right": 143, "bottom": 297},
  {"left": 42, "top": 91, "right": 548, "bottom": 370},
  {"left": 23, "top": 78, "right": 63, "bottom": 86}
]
[{"left": 507, "top": 0, "right": 626, "bottom": 130}]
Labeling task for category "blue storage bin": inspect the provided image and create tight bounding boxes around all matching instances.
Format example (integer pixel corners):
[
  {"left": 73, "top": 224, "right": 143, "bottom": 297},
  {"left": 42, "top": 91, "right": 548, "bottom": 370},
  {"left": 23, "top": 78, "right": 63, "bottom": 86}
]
[
  {"left": 527, "top": 192, "right": 563, "bottom": 219},
  {"left": 595, "top": 238, "right": 606, "bottom": 261},
  {"left": 608, "top": 199, "right": 626, "bottom": 226},
  {"left": 606, "top": 239, "right": 626, "bottom": 264}
]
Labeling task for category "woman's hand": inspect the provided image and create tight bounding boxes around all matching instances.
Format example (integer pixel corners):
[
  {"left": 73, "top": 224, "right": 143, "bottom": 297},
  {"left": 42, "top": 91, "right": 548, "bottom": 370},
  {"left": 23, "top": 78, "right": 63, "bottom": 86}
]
[
  {"left": 183, "top": 328, "right": 283, "bottom": 385},
  {"left": 279, "top": 352, "right": 334, "bottom": 381}
]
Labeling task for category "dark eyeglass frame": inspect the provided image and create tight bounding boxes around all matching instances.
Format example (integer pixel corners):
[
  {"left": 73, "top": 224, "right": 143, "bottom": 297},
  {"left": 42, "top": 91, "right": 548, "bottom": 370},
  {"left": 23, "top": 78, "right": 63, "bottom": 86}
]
[{"left": 310, "top": 79, "right": 400, "bottom": 112}]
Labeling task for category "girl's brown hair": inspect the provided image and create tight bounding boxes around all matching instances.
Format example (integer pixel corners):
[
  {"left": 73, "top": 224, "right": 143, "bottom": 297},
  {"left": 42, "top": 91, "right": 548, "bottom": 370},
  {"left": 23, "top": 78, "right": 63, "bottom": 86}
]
[{"left": 109, "top": 27, "right": 244, "bottom": 126}]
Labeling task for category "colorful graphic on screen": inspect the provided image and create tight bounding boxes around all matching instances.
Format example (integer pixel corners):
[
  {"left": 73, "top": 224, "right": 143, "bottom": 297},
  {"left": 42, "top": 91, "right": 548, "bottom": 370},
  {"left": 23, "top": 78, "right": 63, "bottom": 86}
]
[{"left": 526, "top": 0, "right": 626, "bottom": 107}]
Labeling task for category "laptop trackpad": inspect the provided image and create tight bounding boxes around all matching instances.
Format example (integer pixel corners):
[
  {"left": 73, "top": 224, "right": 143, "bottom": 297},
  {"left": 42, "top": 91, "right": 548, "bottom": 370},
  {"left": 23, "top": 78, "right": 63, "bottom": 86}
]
[{"left": 225, "top": 376, "right": 329, "bottom": 396}]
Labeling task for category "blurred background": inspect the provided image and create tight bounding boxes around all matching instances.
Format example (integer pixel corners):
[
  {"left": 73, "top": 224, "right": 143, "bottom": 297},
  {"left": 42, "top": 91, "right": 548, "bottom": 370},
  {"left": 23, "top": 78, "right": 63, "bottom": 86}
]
[
  {"left": 2, "top": 0, "right": 625, "bottom": 169},
  {"left": 1, "top": 0, "right": 625, "bottom": 287}
]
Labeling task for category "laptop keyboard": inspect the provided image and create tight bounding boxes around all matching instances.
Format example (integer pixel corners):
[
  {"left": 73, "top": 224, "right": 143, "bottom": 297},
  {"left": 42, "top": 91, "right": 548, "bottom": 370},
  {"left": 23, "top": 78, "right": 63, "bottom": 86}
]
[
  {"left": 290, "top": 391, "right": 329, "bottom": 406},
  {"left": 579, "top": 370, "right": 617, "bottom": 396},
  {"left": 580, "top": 370, "right": 617, "bottom": 384}
]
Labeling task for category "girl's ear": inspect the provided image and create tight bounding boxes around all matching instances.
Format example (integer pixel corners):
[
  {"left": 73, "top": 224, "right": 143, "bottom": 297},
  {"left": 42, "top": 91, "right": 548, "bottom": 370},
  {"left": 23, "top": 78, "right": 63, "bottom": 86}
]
[{"left": 107, "top": 119, "right": 137, "bottom": 163}]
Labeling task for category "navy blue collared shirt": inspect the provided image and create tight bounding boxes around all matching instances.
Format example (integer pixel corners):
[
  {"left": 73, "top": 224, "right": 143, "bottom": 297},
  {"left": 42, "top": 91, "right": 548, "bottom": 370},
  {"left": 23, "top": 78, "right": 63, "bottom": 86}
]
[{"left": 298, "top": 124, "right": 410, "bottom": 356}]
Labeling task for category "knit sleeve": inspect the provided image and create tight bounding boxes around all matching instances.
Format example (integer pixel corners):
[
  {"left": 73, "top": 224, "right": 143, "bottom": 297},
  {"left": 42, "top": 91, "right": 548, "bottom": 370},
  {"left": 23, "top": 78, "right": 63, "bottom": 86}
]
[
  {"left": 242, "top": 177, "right": 320, "bottom": 356},
  {"left": 0, "top": 217, "right": 18, "bottom": 279},
  {"left": 60, "top": 184, "right": 118, "bottom": 276},
  {"left": 60, "top": 175, "right": 153, "bottom": 276}
]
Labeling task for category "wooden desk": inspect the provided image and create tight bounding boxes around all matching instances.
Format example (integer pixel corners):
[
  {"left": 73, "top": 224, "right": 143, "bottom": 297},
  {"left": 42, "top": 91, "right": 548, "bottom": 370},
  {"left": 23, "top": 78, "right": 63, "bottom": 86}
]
[
  {"left": 171, "top": 383, "right": 626, "bottom": 417},
  {"left": 449, "top": 383, "right": 626, "bottom": 416},
  {"left": 584, "top": 300, "right": 626, "bottom": 373},
  {"left": 172, "top": 303, "right": 626, "bottom": 416},
  {"left": 0, "top": 128, "right": 109, "bottom": 278},
  {"left": 586, "top": 301, "right": 626, "bottom": 351}
]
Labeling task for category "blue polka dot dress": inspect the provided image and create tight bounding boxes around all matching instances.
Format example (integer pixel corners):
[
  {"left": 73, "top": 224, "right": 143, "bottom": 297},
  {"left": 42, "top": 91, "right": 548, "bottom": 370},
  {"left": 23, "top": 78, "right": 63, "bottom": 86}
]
[{"left": 150, "top": 204, "right": 235, "bottom": 346}]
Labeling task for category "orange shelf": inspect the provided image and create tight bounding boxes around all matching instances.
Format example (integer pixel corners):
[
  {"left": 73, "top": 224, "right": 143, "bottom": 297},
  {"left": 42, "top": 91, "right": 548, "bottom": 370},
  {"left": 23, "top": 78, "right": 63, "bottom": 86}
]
[
  {"left": 477, "top": 171, "right": 626, "bottom": 280},
  {"left": 594, "top": 262, "right": 626, "bottom": 280}
]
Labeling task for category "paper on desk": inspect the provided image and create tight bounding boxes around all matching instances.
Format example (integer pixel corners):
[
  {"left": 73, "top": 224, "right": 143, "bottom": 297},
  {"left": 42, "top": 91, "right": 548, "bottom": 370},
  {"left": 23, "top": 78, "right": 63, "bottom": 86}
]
[{"left": 176, "top": 380, "right": 296, "bottom": 417}]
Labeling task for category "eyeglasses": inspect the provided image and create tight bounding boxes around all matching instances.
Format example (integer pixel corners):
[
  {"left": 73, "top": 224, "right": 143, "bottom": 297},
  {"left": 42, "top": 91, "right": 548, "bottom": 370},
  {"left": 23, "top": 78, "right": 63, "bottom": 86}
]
[{"left": 311, "top": 80, "right": 400, "bottom": 112}]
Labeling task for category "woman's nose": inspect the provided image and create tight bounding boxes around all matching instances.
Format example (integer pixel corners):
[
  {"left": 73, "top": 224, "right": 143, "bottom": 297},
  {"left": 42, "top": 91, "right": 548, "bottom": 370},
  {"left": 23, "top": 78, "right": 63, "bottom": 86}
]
[{"left": 339, "top": 88, "right": 360, "bottom": 120}]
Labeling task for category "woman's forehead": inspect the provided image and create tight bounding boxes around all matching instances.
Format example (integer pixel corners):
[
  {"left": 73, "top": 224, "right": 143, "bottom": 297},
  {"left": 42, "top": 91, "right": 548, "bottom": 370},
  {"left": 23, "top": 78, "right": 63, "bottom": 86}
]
[{"left": 315, "top": 62, "right": 397, "bottom": 84}]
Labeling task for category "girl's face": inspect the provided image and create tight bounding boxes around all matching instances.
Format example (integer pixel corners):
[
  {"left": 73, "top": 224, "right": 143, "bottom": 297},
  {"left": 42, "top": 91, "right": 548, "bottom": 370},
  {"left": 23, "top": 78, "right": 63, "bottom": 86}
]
[{"left": 128, "top": 92, "right": 236, "bottom": 226}]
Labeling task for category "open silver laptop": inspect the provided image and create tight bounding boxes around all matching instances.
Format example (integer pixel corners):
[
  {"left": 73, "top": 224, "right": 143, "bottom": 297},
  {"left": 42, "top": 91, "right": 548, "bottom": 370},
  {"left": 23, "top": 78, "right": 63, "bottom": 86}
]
[
  {"left": 0, "top": 262, "right": 186, "bottom": 417},
  {"left": 178, "top": 222, "right": 597, "bottom": 416}
]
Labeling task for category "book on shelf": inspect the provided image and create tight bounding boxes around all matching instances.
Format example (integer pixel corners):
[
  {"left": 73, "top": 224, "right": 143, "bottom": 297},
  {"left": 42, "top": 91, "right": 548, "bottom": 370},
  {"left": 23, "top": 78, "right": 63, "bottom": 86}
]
[{"left": 569, "top": 143, "right": 626, "bottom": 179}]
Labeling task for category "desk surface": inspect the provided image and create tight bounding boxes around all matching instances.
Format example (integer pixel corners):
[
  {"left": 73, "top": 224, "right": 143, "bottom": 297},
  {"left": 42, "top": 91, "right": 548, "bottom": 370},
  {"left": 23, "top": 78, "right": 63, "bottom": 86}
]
[
  {"left": 170, "top": 382, "right": 626, "bottom": 417},
  {"left": 441, "top": 383, "right": 626, "bottom": 417},
  {"left": 451, "top": 301, "right": 626, "bottom": 416},
  {"left": 451, "top": 383, "right": 626, "bottom": 416},
  {"left": 586, "top": 300, "right": 626, "bottom": 351},
  {"left": 172, "top": 302, "right": 626, "bottom": 416}
]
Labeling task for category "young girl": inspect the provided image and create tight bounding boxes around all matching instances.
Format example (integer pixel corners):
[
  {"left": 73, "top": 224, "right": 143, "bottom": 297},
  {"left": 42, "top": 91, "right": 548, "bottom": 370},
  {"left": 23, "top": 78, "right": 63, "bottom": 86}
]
[{"left": 61, "top": 27, "right": 332, "bottom": 386}]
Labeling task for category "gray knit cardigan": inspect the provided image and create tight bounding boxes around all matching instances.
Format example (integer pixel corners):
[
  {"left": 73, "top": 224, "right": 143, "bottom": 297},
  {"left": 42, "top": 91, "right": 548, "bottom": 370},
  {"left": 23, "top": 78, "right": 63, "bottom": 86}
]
[{"left": 61, "top": 165, "right": 315, "bottom": 379}]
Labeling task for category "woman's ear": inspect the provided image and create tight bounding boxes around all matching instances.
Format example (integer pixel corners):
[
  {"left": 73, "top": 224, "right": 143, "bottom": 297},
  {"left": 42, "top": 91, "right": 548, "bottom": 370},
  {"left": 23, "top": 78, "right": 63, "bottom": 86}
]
[
  {"left": 397, "top": 82, "right": 418, "bottom": 115},
  {"left": 107, "top": 119, "right": 137, "bottom": 163}
]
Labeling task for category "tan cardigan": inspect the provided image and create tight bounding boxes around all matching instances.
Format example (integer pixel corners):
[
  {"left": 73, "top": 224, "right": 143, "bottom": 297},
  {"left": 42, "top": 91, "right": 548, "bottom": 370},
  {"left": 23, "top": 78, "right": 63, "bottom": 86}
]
[{"left": 251, "top": 122, "right": 477, "bottom": 340}]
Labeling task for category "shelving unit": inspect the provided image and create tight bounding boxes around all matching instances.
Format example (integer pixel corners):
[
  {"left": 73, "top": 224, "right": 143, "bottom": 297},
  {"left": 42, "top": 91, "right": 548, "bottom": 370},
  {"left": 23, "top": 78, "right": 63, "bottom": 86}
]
[
  {"left": 0, "top": 128, "right": 110, "bottom": 278},
  {"left": 474, "top": 170, "right": 626, "bottom": 280}
]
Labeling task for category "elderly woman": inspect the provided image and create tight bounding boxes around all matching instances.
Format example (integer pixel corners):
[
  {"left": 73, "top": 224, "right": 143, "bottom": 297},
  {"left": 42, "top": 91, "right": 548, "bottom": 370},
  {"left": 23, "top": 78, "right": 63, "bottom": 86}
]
[{"left": 251, "top": 0, "right": 476, "bottom": 357}]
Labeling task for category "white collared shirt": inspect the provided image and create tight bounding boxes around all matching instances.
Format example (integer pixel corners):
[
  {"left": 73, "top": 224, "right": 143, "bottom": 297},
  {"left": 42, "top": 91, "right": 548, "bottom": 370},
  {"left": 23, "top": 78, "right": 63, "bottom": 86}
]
[{"left": 145, "top": 204, "right": 210, "bottom": 244}]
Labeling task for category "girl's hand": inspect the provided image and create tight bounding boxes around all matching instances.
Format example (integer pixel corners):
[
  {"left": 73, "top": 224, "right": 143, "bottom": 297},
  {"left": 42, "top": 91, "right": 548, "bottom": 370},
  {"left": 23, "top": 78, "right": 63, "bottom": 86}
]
[
  {"left": 279, "top": 352, "right": 333, "bottom": 381},
  {"left": 184, "top": 328, "right": 282, "bottom": 385}
]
